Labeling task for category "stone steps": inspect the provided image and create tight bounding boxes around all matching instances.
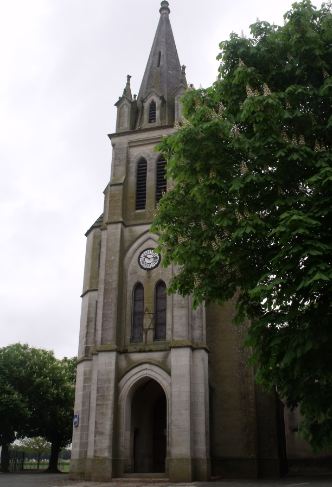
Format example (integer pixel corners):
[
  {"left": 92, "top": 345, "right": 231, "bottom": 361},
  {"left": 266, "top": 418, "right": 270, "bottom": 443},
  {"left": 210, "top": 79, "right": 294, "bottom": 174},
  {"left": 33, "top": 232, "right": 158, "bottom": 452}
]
[{"left": 112, "top": 474, "right": 170, "bottom": 483}]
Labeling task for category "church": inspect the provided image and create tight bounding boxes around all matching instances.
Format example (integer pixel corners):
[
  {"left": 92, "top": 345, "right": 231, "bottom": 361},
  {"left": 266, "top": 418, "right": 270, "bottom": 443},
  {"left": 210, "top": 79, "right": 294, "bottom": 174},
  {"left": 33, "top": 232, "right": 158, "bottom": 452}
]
[{"left": 70, "top": 2, "right": 320, "bottom": 482}]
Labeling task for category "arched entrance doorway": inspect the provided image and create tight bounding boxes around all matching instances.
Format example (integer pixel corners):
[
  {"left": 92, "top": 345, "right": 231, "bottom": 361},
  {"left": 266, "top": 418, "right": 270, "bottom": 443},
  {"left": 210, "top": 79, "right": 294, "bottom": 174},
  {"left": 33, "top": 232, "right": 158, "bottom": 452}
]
[{"left": 131, "top": 378, "right": 167, "bottom": 473}]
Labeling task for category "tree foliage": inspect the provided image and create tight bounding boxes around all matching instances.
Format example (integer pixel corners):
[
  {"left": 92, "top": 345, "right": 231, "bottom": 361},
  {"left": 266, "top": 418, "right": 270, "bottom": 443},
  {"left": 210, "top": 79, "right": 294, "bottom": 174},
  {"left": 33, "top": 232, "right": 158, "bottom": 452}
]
[
  {"left": 0, "top": 344, "right": 76, "bottom": 471},
  {"left": 17, "top": 436, "right": 51, "bottom": 457},
  {"left": 153, "top": 0, "right": 332, "bottom": 450}
]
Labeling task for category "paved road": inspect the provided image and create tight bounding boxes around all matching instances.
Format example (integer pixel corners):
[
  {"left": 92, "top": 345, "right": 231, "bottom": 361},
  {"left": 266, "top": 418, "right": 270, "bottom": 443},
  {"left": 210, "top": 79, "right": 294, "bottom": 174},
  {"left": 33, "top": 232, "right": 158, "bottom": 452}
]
[
  {"left": 0, "top": 473, "right": 73, "bottom": 486},
  {"left": 0, "top": 474, "right": 332, "bottom": 487}
]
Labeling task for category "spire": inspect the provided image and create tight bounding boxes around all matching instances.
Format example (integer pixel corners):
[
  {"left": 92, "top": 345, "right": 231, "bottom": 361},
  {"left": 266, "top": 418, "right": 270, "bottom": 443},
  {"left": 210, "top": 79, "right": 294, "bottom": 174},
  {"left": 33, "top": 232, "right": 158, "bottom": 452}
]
[{"left": 136, "top": 1, "right": 183, "bottom": 126}]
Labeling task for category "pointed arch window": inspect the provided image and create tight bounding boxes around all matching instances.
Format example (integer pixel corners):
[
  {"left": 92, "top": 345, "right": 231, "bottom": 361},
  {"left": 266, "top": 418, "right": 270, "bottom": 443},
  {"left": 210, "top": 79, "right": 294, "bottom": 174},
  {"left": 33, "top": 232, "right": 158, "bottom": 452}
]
[
  {"left": 131, "top": 283, "right": 144, "bottom": 343},
  {"left": 135, "top": 158, "right": 147, "bottom": 210},
  {"left": 154, "top": 280, "right": 166, "bottom": 341},
  {"left": 155, "top": 158, "right": 167, "bottom": 204},
  {"left": 149, "top": 100, "right": 157, "bottom": 123}
]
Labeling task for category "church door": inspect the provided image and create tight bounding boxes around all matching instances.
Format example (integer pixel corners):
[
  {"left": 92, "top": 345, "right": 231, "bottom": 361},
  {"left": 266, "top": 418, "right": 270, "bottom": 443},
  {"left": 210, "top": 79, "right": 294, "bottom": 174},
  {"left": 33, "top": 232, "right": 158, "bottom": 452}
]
[{"left": 131, "top": 378, "right": 167, "bottom": 473}]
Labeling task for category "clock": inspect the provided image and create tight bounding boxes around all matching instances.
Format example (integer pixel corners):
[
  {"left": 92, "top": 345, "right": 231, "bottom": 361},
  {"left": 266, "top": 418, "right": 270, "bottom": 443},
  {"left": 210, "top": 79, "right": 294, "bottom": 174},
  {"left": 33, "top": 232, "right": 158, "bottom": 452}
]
[{"left": 138, "top": 248, "right": 161, "bottom": 270}]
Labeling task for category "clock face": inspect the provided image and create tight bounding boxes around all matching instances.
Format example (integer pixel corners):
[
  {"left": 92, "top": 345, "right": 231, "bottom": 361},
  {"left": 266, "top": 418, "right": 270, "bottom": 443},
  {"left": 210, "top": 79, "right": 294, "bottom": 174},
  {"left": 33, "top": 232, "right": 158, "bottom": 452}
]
[{"left": 138, "top": 248, "right": 161, "bottom": 270}]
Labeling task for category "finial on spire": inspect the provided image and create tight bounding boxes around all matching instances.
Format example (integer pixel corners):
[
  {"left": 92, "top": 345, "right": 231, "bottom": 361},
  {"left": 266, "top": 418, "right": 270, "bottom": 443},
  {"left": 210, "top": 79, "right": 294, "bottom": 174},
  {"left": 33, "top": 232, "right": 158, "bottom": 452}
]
[
  {"left": 122, "top": 74, "right": 132, "bottom": 100},
  {"left": 181, "top": 65, "right": 187, "bottom": 86},
  {"left": 160, "top": 1, "right": 170, "bottom": 14}
]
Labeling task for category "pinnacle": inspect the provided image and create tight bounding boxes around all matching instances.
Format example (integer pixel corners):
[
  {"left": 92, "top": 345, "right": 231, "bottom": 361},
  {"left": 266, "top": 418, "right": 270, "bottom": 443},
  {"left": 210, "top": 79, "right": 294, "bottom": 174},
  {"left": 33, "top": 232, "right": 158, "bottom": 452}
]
[{"left": 122, "top": 74, "right": 132, "bottom": 100}]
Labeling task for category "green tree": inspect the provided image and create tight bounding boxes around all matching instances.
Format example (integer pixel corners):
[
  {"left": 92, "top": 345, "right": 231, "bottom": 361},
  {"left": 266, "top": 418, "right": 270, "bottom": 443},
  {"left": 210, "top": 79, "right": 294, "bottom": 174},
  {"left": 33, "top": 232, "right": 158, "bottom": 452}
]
[
  {"left": 0, "top": 381, "right": 29, "bottom": 472},
  {"left": 153, "top": 0, "right": 332, "bottom": 450},
  {"left": 41, "top": 356, "right": 76, "bottom": 472},
  {"left": 0, "top": 344, "right": 76, "bottom": 472},
  {"left": 0, "top": 344, "right": 36, "bottom": 472}
]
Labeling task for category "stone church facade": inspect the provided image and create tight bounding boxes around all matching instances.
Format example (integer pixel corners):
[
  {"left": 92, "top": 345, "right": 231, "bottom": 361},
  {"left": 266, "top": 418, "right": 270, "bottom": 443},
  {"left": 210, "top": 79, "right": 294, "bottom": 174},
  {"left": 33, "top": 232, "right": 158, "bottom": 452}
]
[{"left": 71, "top": 2, "right": 322, "bottom": 482}]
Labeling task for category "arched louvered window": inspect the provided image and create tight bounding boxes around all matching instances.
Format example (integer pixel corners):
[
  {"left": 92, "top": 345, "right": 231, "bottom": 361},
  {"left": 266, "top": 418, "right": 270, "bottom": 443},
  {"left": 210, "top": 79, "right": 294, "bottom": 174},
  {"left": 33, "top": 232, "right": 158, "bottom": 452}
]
[
  {"left": 131, "top": 283, "right": 144, "bottom": 343},
  {"left": 154, "top": 281, "right": 166, "bottom": 341},
  {"left": 155, "top": 158, "right": 167, "bottom": 204},
  {"left": 135, "top": 158, "right": 147, "bottom": 210},
  {"left": 149, "top": 100, "right": 157, "bottom": 123}
]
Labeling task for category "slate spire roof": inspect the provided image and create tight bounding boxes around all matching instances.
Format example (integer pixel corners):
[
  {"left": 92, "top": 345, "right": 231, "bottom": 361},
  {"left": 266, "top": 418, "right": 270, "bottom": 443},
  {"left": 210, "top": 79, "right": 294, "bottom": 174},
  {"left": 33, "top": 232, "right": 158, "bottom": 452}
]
[{"left": 137, "top": 1, "right": 185, "bottom": 125}]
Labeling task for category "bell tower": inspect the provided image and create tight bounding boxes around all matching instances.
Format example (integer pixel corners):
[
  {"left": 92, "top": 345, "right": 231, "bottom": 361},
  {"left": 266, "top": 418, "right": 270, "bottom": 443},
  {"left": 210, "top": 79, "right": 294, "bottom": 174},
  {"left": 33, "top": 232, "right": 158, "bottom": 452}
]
[
  {"left": 70, "top": 2, "right": 210, "bottom": 482},
  {"left": 71, "top": 1, "right": 292, "bottom": 481}
]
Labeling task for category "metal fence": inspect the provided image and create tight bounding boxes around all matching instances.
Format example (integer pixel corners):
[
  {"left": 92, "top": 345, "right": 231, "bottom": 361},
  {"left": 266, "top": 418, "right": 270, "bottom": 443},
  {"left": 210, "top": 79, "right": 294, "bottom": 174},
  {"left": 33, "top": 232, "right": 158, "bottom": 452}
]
[
  {"left": 9, "top": 452, "right": 25, "bottom": 472},
  {"left": 8, "top": 452, "right": 69, "bottom": 473}
]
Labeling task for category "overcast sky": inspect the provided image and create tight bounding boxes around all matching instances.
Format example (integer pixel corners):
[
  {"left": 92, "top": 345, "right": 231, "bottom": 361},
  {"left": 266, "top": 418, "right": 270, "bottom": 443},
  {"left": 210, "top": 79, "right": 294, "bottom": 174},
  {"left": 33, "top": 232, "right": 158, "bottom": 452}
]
[{"left": 0, "top": 0, "right": 322, "bottom": 358}]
